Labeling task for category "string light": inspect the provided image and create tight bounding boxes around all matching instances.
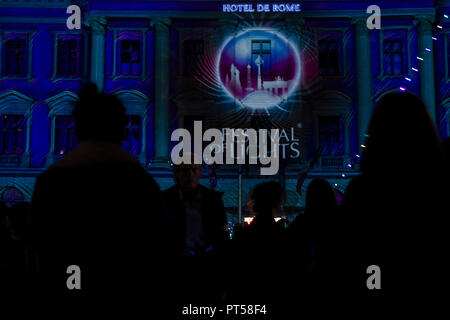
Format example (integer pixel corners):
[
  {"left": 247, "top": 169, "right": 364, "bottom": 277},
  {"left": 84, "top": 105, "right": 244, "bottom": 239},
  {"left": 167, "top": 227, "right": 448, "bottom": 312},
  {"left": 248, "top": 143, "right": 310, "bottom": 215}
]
[
  {"left": 425, "top": 48, "right": 431, "bottom": 52},
  {"left": 432, "top": 37, "right": 437, "bottom": 40},
  {"left": 417, "top": 56, "right": 424, "bottom": 61},
  {"left": 412, "top": 67, "right": 419, "bottom": 72},
  {"left": 404, "top": 77, "right": 411, "bottom": 81},
  {"left": 361, "top": 144, "right": 366, "bottom": 148},
  {"left": 399, "top": 86, "right": 406, "bottom": 91},
  {"left": 356, "top": 154, "right": 361, "bottom": 158},
  {"left": 444, "top": 15, "right": 448, "bottom": 19},
  {"left": 437, "top": 25, "right": 443, "bottom": 29}
]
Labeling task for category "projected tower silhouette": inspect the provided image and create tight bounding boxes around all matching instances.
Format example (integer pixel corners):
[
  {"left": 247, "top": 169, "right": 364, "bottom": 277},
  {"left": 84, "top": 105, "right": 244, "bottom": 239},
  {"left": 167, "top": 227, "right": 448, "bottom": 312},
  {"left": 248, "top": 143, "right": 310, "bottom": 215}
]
[{"left": 255, "top": 55, "right": 264, "bottom": 90}]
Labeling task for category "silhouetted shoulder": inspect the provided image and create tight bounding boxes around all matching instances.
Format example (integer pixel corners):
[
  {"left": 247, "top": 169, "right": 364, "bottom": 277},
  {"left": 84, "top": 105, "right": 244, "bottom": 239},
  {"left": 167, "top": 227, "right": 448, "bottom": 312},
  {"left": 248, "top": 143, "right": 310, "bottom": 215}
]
[{"left": 198, "top": 185, "right": 224, "bottom": 200}]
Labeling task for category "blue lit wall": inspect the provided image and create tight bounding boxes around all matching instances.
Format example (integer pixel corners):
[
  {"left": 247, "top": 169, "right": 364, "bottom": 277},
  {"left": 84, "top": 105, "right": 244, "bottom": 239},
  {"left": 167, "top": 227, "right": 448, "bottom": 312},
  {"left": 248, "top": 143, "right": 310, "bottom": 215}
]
[{"left": 0, "top": 0, "right": 448, "bottom": 209}]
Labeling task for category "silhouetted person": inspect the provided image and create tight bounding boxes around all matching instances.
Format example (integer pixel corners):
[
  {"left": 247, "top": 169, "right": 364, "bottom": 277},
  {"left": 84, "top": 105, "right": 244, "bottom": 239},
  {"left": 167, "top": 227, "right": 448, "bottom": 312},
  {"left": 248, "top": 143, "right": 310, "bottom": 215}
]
[
  {"left": 31, "top": 83, "right": 166, "bottom": 305},
  {"left": 289, "top": 179, "right": 337, "bottom": 294},
  {"left": 163, "top": 154, "right": 227, "bottom": 256},
  {"left": 162, "top": 153, "right": 227, "bottom": 305},
  {"left": 228, "top": 181, "right": 288, "bottom": 313},
  {"left": 341, "top": 92, "right": 447, "bottom": 302}
]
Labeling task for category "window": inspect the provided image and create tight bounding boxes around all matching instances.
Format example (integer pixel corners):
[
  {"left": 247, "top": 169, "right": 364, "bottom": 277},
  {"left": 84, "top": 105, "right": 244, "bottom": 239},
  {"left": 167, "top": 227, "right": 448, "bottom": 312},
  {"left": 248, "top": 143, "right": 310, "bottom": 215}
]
[
  {"left": 318, "top": 40, "right": 340, "bottom": 76},
  {"left": 119, "top": 39, "right": 141, "bottom": 75},
  {"left": 0, "top": 115, "right": 26, "bottom": 155},
  {"left": 251, "top": 39, "right": 271, "bottom": 76},
  {"left": 3, "top": 38, "right": 27, "bottom": 77},
  {"left": 55, "top": 116, "right": 78, "bottom": 156},
  {"left": 184, "top": 40, "right": 204, "bottom": 76},
  {"left": 318, "top": 116, "right": 344, "bottom": 156},
  {"left": 383, "top": 39, "right": 404, "bottom": 76},
  {"left": 122, "top": 115, "right": 141, "bottom": 156},
  {"left": 1, "top": 187, "right": 24, "bottom": 207},
  {"left": 56, "top": 39, "right": 81, "bottom": 77}
]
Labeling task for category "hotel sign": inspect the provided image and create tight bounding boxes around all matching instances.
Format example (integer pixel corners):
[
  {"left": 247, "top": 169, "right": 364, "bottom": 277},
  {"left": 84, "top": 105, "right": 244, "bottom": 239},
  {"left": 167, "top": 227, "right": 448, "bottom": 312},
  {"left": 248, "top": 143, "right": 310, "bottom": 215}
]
[{"left": 222, "top": 3, "right": 301, "bottom": 13}]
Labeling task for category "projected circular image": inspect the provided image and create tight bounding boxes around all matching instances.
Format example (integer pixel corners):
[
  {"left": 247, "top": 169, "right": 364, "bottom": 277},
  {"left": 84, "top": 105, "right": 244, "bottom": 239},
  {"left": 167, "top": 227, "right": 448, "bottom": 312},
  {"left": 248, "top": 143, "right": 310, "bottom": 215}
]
[{"left": 218, "top": 29, "right": 301, "bottom": 109}]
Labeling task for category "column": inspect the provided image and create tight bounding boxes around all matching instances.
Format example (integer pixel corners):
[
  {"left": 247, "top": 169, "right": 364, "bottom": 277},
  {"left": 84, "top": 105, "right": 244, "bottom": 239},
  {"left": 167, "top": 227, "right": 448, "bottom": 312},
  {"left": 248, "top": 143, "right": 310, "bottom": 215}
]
[
  {"left": 21, "top": 112, "right": 32, "bottom": 167},
  {"left": 151, "top": 17, "right": 171, "bottom": 166},
  {"left": 45, "top": 116, "right": 56, "bottom": 167},
  {"left": 418, "top": 16, "right": 437, "bottom": 123},
  {"left": 354, "top": 18, "right": 373, "bottom": 149},
  {"left": 138, "top": 111, "right": 148, "bottom": 165},
  {"left": 89, "top": 17, "right": 107, "bottom": 91}
]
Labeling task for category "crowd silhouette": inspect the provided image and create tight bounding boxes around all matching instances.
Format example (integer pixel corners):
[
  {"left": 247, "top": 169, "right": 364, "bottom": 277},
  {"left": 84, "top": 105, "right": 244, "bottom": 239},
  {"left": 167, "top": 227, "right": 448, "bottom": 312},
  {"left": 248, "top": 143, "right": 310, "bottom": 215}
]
[{"left": 0, "top": 85, "right": 448, "bottom": 313}]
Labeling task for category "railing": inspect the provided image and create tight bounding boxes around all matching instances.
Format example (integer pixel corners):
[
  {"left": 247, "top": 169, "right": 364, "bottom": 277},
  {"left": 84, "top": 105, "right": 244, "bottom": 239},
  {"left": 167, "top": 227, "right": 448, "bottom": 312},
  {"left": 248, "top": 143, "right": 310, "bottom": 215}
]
[{"left": 320, "top": 156, "right": 344, "bottom": 169}]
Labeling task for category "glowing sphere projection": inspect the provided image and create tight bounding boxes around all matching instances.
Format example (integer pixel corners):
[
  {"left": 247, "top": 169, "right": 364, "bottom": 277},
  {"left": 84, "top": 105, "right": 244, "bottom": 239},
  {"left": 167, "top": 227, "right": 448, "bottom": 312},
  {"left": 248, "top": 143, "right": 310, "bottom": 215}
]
[{"left": 217, "top": 29, "right": 301, "bottom": 109}]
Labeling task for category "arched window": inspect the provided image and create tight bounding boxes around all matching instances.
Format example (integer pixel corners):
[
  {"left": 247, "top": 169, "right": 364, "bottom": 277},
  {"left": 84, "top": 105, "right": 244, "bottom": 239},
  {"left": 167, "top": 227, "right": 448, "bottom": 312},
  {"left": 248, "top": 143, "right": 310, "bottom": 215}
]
[
  {"left": 0, "top": 90, "right": 33, "bottom": 167},
  {"left": 312, "top": 91, "right": 352, "bottom": 168},
  {"left": 1, "top": 186, "right": 24, "bottom": 207},
  {"left": 44, "top": 91, "right": 79, "bottom": 166},
  {"left": 113, "top": 90, "right": 150, "bottom": 165}
]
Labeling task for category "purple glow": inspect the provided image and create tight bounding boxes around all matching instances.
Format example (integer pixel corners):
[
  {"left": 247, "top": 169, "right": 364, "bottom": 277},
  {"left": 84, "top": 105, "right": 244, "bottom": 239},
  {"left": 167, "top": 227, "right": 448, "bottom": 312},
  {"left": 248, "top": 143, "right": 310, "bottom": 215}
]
[
  {"left": 218, "top": 29, "right": 301, "bottom": 109},
  {"left": 425, "top": 48, "right": 431, "bottom": 52}
]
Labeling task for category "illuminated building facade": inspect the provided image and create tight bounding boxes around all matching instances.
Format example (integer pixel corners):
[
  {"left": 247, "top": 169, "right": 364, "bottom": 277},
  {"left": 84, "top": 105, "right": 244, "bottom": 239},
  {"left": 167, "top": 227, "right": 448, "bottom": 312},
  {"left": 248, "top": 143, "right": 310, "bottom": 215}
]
[{"left": 0, "top": 0, "right": 448, "bottom": 219}]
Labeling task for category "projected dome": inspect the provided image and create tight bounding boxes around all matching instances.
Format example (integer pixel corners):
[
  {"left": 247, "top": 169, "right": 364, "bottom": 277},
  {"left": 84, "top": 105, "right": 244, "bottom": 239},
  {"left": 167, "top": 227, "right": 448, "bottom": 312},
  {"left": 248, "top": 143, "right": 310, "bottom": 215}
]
[{"left": 218, "top": 29, "right": 300, "bottom": 109}]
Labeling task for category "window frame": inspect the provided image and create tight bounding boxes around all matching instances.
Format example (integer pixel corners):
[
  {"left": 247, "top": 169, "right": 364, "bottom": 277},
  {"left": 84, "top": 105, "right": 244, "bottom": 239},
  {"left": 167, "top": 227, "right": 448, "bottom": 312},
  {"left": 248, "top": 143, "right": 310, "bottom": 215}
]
[
  {"left": 318, "top": 115, "right": 345, "bottom": 156},
  {"left": 112, "top": 90, "right": 150, "bottom": 166},
  {"left": 110, "top": 28, "right": 147, "bottom": 80},
  {"left": 382, "top": 39, "right": 405, "bottom": 76},
  {"left": 312, "top": 90, "right": 352, "bottom": 168},
  {"left": 316, "top": 28, "right": 348, "bottom": 79},
  {"left": 0, "top": 31, "right": 34, "bottom": 80},
  {"left": 0, "top": 90, "right": 34, "bottom": 167},
  {"left": 44, "top": 91, "right": 79, "bottom": 167},
  {"left": 0, "top": 114, "right": 26, "bottom": 156},
  {"left": 318, "top": 39, "right": 341, "bottom": 77},
  {"left": 378, "top": 27, "right": 412, "bottom": 79},
  {"left": 54, "top": 115, "right": 78, "bottom": 157},
  {"left": 51, "top": 31, "right": 86, "bottom": 81},
  {"left": 183, "top": 39, "right": 204, "bottom": 77},
  {"left": 178, "top": 27, "right": 213, "bottom": 78},
  {"left": 122, "top": 115, "right": 142, "bottom": 156}
]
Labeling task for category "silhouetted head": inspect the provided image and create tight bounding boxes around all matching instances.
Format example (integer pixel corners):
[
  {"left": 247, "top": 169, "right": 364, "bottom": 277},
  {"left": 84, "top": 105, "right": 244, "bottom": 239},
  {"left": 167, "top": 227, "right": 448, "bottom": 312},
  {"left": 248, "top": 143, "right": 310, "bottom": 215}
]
[
  {"left": 361, "top": 92, "right": 443, "bottom": 177},
  {"left": 173, "top": 153, "right": 202, "bottom": 191},
  {"left": 250, "top": 181, "right": 283, "bottom": 224},
  {"left": 73, "top": 83, "right": 126, "bottom": 143},
  {"left": 304, "top": 179, "right": 337, "bottom": 219}
]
